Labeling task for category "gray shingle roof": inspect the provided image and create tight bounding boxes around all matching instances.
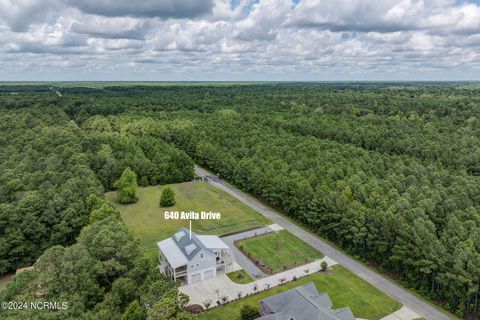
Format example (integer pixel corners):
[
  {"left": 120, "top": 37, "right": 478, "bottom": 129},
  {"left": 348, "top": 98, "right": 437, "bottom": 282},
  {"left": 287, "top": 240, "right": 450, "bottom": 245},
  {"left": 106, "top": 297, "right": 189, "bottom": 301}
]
[
  {"left": 256, "top": 282, "right": 355, "bottom": 320},
  {"left": 171, "top": 227, "right": 213, "bottom": 261}
]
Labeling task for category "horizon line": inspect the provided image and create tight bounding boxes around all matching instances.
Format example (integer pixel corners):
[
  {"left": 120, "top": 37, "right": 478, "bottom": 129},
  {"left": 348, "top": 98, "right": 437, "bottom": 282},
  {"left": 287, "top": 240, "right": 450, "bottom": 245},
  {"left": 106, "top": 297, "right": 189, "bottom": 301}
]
[{"left": 1, "top": 80, "right": 480, "bottom": 83}]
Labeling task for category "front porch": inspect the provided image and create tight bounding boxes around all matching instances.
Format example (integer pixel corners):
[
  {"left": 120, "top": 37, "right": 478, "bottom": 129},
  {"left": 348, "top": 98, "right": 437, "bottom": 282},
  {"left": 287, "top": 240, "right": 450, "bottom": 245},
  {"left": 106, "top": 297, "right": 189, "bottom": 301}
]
[{"left": 161, "top": 260, "right": 188, "bottom": 282}]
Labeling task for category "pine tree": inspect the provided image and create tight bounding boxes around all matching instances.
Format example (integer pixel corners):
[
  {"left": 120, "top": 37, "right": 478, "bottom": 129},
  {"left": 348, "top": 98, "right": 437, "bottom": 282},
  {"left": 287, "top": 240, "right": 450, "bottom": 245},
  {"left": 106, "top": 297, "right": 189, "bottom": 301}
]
[
  {"left": 115, "top": 167, "right": 138, "bottom": 204},
  {"left": 160, "top": 187, "right": 175, "bottom": 207}
]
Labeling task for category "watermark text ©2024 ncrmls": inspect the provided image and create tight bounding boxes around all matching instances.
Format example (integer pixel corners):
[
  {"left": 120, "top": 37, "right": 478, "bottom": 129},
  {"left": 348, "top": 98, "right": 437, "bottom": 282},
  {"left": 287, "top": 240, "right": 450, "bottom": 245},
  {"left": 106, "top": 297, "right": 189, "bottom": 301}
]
[{"left": 1, "top": 301, "right": 68, "bottom": 310}]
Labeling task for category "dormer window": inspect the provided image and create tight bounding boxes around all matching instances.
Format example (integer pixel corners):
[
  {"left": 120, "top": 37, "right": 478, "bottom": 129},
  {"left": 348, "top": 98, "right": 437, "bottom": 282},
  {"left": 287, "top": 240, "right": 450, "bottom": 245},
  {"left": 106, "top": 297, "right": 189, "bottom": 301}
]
[
  {"left": 174, "top": 231, "right": 186, "bottom": 241},
  {"left": 184, "top": 243, "right": 197, "bottom": 255},
  {"left": 200, "top": 253, "right": 204, "bottom": 259}
]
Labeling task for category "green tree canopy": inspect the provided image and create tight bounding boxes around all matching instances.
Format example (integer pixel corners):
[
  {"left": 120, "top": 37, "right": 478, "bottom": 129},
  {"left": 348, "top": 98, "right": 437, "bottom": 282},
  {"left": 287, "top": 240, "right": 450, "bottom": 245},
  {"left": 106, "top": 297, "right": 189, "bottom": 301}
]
[
  {"left": 122, "top": 300, "right": 147, "bottom": 320},
  {"left": 90, "top": 202, "right": 121, "bottom": 223}
]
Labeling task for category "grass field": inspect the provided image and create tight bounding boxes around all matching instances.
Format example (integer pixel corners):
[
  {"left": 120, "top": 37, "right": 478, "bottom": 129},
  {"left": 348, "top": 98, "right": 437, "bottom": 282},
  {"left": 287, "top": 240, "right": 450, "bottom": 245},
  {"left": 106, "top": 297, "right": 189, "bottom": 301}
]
[
  {"left": 227, "top": 269, "right": 254, "bottom": 284},
  {"left": 199, "top": 265, "right": 402, "bottom": 320},
  {"left": 238, "top": 230, "right": 323, "bottom": 273},
  {"left": 105, "top": 181, "right": 270, "bottom": 255},
  {"left": 0, "top": 274, "right": 13, "bottom": 292}
]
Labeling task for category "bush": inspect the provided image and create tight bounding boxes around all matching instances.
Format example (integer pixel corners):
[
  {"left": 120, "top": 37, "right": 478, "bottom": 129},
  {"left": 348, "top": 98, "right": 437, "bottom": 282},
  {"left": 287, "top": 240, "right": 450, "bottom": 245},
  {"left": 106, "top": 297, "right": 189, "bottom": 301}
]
[
  {"left": 203, "top": 298, "right": 212, "bottom": 309},
  {"left": 321, "top": 260, "right": 328, "bottom": 272},
  {"left": 160, "top": 187, "right": 175, "bottom": 207},
  {"left": 240, "top": 305, "right": 260, "bottom": 320}
]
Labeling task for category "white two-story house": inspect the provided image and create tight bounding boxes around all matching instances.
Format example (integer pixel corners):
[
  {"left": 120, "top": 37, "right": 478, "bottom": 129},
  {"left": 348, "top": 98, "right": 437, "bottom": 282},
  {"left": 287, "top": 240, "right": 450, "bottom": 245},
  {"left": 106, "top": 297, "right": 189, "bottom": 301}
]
[{"left": 157, "top": 227, "right": 235, "bottom": 284}]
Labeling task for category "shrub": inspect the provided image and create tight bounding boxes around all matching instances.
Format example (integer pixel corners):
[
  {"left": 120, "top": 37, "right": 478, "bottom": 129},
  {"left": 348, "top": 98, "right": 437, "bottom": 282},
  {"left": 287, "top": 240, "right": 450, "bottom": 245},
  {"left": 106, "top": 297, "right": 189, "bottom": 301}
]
[
  {"left": 203, "top": 298, "right": 212, "bottom": 309},
  {"left": 321, "top": 260, "right": 328, "bottom": 272},
  {"left": 160, "top": 187, "right": 175, "bottom": 207},
  {"left": 240, "top": 305, "right": 260, "bottom": 320}
]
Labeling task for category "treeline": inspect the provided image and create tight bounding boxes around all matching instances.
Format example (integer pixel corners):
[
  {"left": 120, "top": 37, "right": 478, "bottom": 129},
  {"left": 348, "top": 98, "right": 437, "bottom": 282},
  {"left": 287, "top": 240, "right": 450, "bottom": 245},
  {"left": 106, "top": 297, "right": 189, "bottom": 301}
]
[
  {"left": 82, "top": 115, "right": 193, "bottom": 190},
  {"left": 0, "top": 196, "right": 194, "bottom": 320},
  {"left": 0, "top": 107, "right": 103, "bottom": 273},
  {"left": 271, "top": 111, "right": 480, "bottom": 175}
]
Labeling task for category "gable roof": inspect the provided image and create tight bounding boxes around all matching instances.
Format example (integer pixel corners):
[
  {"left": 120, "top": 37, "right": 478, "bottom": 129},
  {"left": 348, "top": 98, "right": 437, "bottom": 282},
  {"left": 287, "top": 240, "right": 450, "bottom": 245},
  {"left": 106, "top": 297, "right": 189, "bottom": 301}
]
[
  {"left": 257, "top": 283, "right": 355, "bottom": 320},
  {"left": 157, "top": 227, "right": 230, "bottom": 268},
  {"left": 173, "top": 227, "right": 209, "bottom": 260}
]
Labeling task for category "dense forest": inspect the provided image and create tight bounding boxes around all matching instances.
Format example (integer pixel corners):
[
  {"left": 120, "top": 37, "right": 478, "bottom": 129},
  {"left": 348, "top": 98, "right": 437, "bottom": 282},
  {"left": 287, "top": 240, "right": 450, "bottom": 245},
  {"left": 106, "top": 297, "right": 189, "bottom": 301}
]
[
  {"left": 0, "top": 83, "right": 479, "bottom": 319},
  {"left": 0, "top": 94, "right": 195, "bottom": 319}
]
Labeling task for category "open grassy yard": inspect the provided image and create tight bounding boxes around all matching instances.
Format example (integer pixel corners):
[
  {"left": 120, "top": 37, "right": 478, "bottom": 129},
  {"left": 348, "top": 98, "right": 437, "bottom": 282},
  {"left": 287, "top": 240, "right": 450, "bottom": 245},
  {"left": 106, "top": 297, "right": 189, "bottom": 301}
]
[
  {"left": 0, "top": 274, "right": 13, "bottom": 292},
  {"left": 227, "top": 269, "right": 254, "bottom": 284},
  {"left": 199, "top": 265, "right": 401, "bottom": 320},
  {"left": 238, "top": 230, "right": 323, "bottom": 273},
  {"left": 105, "top": 181, "right": 270, "bottom": 255}
]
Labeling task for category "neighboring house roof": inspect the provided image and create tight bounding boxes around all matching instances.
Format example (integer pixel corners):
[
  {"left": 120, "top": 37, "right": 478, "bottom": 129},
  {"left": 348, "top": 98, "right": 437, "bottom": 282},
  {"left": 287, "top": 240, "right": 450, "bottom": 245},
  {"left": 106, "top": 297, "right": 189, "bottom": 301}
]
[
  {"left": 157, "top": 227, "right": 230, "bottom": 268},
  {"left": 256, "top": 282, "right": 355, "bottom": 320}
]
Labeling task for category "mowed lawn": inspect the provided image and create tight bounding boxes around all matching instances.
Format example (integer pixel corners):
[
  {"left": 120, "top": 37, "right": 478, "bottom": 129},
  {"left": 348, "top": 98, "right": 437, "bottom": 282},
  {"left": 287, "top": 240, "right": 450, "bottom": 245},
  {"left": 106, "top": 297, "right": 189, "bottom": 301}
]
[
  {"left": 199, "top": 265, "right": 402, "bottom": 320},
  {"left": 227, "top": 269, "right": 254, "bottom": 284},
  {"left": 238, "top": 230, "right": 323, "bottom": 273},
  {"left": 105, "top": 181, "right": 270, "bottom": 254}
]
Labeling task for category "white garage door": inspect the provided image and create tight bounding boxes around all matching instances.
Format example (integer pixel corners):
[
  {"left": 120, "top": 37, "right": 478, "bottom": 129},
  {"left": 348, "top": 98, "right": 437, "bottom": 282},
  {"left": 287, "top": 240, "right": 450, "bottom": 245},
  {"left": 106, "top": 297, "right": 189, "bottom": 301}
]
[
  {"left": 190, "top": 273, "right": 201, "bottom": 283},
  {"left": 204, "top": 270, "right": 214, "bottom": 280}
]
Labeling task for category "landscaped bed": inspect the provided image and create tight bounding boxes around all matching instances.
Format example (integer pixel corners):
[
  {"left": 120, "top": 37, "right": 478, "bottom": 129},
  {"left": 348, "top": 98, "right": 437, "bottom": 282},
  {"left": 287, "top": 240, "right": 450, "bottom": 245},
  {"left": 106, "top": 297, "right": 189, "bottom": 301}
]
[
  {"left": 105, "top": 181, "right": 271, "bottom": 256},
  {"left": 227, "top": 269, "right": 254, "bottom": 284},
  {"left": 198, "top": 265, "right": 402, "bottom": 320},
  {"left": 236, "top": 230, "right": 323, "bottom": 274}
]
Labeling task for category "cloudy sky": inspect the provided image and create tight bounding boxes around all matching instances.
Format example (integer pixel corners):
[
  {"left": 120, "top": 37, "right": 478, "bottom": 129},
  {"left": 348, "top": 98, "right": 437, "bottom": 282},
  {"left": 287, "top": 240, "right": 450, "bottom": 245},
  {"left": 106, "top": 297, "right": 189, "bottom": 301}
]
[{"left": 1, "top": 0, "right": 480, "bottom": 81}]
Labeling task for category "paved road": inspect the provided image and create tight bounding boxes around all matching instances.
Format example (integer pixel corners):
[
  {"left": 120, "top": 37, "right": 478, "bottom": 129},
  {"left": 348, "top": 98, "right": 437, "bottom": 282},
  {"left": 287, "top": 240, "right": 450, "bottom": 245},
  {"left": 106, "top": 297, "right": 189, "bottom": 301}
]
[
  {"left": 194, "top": 165, "right": 453, "bottom": 320},
  {"left": 221, "top": 226, "right": 274, "bottom": 279}
]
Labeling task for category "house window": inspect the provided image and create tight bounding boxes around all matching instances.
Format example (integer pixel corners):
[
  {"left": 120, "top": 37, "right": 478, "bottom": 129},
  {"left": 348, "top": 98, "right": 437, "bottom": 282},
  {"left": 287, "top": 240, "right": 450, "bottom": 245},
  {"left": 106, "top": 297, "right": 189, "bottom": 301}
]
[
  {"left": 196, "top": 264, "right": 199, "bottom": 267},
  {"left": 191, "top": 265, "right": 194, "bottom": 268},
  {"left": 200, "top": 253, "right": 204, "bottom": 259}
]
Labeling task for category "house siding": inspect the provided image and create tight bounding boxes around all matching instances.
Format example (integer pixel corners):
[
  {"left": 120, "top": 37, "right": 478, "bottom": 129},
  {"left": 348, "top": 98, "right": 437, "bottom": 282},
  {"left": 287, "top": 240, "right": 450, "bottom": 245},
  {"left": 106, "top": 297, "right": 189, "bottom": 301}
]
[{"left": 186, "top": 249, "right": 217, "bottom": 284}]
